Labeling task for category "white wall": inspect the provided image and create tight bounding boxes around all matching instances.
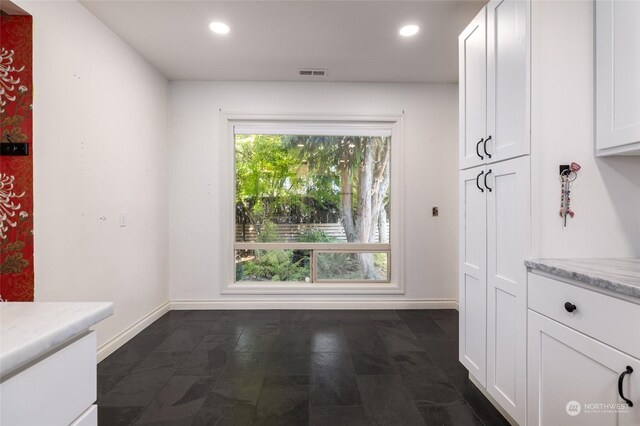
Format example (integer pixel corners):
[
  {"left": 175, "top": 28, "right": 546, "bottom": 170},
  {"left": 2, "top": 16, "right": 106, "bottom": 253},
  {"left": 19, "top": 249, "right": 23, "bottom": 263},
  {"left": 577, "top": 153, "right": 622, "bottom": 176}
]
[
  {"left": 169, "top": 82, "right": 459, "bottom": 306},
  {"left": 17, "top": 1, "right": 170, "bottom": 348},
  {"left": 531, "top": 0, "right": 640, "bottom": 258}
]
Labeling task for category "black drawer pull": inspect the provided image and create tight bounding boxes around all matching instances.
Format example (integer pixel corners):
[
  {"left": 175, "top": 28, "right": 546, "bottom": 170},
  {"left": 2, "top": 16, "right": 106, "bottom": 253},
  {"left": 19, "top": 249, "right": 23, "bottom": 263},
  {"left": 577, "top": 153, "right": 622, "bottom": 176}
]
[
  {"left": 476, "top": 138, "right": 484, "bottom": 160},
  {"left": 618, "top": 366, "right": 634, "bottom": 407},
  {"left": 564, "top": 302, "right": 577, "bottom": 313}
]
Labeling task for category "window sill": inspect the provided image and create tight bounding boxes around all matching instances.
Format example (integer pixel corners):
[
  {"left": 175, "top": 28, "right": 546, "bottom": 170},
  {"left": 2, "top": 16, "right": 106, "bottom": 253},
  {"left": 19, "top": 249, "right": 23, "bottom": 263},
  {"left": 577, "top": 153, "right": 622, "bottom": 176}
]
[{"left": 221, "top": 282, "right": 405, "bottom": 295}]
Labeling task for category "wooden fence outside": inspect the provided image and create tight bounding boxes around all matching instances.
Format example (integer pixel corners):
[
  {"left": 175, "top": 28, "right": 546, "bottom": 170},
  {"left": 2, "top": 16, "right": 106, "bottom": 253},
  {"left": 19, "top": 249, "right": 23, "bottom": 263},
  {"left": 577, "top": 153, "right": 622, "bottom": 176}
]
[{"left": 235, "top": 223, "right": 389, "bottom": 243}]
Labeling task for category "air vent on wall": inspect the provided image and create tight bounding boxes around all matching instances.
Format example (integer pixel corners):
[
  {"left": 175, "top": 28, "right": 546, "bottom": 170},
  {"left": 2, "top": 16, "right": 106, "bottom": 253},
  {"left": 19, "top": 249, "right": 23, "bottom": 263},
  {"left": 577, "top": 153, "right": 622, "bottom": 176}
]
[{"left": 299, "top": 69, "right": 327, "bottom": 77}]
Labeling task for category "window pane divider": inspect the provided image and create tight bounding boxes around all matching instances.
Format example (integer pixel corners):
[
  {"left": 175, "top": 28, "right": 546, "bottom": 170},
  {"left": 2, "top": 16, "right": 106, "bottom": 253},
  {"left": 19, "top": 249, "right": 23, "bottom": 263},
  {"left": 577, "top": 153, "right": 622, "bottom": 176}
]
[
  {"left": 233, "top": 242, "right": 391, "bottom": 251},
  {"left": 311, "top": 249, "right": 318, "bottom": 283}
]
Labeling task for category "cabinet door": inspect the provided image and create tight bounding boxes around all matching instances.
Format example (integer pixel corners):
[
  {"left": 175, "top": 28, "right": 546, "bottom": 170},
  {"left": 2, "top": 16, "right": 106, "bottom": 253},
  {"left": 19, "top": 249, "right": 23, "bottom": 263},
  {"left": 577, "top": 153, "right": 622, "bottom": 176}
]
[
  {"left": 486, "top": 0, "right": 530, "bottom": 163},
  {"left": 596, "top": 0, "right": 640, "bottom": 155},
  {"left": 485, "top": 156, "right": 529, "bottom": 424},
  {"left": 528, "top": 311, "right": 640, "bottom": 426},
  {"left": 459, "top": 166, "right": 487, "bottom": 385},
  {"left": 459, "top": 8, "right": 487, "bottom": 170}
]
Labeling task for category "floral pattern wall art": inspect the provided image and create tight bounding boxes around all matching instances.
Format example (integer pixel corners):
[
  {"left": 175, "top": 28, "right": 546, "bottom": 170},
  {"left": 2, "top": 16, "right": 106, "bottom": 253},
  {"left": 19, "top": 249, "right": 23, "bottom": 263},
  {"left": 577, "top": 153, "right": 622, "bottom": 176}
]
[{"left": 0, "top": 13, "right": 33, "bottom": 301}]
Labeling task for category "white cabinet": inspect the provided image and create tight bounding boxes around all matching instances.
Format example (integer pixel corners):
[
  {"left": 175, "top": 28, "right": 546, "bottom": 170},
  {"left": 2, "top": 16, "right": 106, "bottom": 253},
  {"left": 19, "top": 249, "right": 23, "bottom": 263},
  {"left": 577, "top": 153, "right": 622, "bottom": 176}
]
[
  {"left": 528, "top": 273, "right": 640, "bottom": 358},
  {"left": 596, "top": 0, "right": 640, "bottom": 156},
  {"left": 458, "top": 1, "right": 530, "bottom": 423},
  {"left": 458, "top": 157, "right": 529, "bottom": 424},
  {"left": 459, "top": 8, "right": 487, "bottom": 170},
  {"left": 0, "top": 332, "right": 98, "bottom": 426},
  {"left": 486, "top": 0, "right": 530, "bottom": 163},
  {"left": 485, "top": 156, "right": 529, "bottom": 422},
  {"left": 458, "top": 165, "right": 488, "bottom": 385},
  {"left": 0, "top": 303, "right": 110, "bottom": 426},
  {"left": 459, "top": 0, "right": 529, "bottom": 170},
  {"left": 528, "top": 310, "right": 640, "bottom": 426}
]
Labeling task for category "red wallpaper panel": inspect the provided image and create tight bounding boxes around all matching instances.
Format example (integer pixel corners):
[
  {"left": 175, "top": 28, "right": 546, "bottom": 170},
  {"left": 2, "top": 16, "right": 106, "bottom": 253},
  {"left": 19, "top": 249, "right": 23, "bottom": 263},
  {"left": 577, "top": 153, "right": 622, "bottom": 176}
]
[{"left": 0, "top": 13, "right": 34, "bottom": 301}]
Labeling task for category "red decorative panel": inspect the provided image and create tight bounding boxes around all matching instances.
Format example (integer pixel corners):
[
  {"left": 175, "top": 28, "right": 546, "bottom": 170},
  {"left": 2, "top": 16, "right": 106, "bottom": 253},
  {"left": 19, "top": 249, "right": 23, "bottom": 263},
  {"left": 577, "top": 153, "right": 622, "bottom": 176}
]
[{"left": 0, "top": 13, "right": 33, "bottom": 301}]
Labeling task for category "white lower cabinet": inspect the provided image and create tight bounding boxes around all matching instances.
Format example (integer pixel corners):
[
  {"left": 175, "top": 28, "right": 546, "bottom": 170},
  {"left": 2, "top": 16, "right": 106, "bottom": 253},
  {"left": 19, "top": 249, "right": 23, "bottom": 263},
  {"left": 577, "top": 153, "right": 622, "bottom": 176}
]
[
  {"left": 528, "top": 310, "right": 640, "bottom": 426},
  {"left": 459, "top": 156, "right": 529, "bottom": 424},
  {"left": 0, "top": 332, "right": 97, "bottom": 426},
  {"left": 527, "top": 272, "right": 640, "bottom": 425},
  {"left": 528, "top": 273, "right": 640, "bottom": 357}
]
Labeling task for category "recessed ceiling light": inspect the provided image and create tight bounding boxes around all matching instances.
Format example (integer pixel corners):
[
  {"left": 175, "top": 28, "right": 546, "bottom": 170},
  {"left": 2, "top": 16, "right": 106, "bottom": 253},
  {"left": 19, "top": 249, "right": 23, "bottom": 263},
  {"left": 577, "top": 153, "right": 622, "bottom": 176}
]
[
  {"left": 399, "top": 24, "right": 420, "bottom": 37},
  {"left": 209, "top": 21, "right": 230, "bottom": 35}
]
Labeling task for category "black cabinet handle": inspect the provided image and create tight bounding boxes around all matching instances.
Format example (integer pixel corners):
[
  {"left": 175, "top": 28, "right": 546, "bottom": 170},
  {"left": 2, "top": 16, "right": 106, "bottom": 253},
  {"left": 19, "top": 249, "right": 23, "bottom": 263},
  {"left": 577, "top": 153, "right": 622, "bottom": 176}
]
[
  {"left": 618, "top": 366, "right": 634, "bottom": 407},
  {"left": 484, "top": 169, "right": 493, "bottom": 192},
  {"left": 484, "top": 136, "right": 492, "bottom": 159},
  {"left": 476, "top": 138, "right": 484, "bottom": 160},
  {"left": 476, "top": 170, "right": 485, "bottom": 193},
  {"left": 564, "top": 302, "right": 577, "bottom": 313}
]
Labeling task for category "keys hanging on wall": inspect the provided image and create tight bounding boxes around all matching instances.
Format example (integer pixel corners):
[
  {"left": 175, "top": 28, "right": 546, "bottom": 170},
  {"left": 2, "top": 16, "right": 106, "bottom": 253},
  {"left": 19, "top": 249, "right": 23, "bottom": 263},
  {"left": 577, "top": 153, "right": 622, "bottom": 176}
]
[{"left": 559, "top": 162, "right": 581, "bottom": 227}]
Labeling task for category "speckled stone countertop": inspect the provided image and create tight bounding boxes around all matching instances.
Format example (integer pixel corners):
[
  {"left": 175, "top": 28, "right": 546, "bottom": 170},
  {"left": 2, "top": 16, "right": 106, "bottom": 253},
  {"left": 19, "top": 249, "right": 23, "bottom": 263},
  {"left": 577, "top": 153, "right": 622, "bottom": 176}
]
[
  {"left": 0, "top": 302, "right": 113, "bottom": 378},
  {"left": 525, "top": 258, "right": 640, "bottom": 300}
]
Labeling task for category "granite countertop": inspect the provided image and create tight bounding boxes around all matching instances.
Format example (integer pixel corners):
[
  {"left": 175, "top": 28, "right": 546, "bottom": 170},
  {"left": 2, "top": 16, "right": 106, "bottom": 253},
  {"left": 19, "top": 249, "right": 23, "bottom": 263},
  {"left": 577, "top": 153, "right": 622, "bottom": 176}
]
[
  {"left": 0, "top": 302, "right": 113, "bottom": 378},
  {"left": 525, "top": 258, "right": 640, "bottom": 300}
]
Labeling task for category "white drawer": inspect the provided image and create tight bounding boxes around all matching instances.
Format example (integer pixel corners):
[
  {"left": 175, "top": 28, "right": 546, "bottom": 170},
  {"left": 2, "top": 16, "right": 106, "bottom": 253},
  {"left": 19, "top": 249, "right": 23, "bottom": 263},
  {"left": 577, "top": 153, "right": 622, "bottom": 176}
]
[
  {"left": 70, "top": 405, "right": 97, "bottom": 426},
  {"left": 528, "top": 272, "right": 640, "bottom": 358},
  {"left": 0, "top": 332, "right": 97, "bottom": 426}
]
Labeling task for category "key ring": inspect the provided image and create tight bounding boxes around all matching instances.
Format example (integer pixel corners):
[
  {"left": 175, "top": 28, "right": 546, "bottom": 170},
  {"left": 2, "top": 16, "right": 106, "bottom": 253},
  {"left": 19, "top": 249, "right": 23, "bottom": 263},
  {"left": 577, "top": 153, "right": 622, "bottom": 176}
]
[
  {"left": 560, "top": 168, "right": 577, "bottom": 182},
  {"left": 559, "top": 162, "right": 581, "bottom": 227}
]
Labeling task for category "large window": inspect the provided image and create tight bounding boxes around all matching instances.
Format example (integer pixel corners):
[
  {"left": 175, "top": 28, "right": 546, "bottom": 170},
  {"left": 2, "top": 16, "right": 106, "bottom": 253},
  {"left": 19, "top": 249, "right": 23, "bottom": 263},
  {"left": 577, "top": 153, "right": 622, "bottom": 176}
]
[{"left": 233, "top": 124, "right": 392, "bottom": 284}]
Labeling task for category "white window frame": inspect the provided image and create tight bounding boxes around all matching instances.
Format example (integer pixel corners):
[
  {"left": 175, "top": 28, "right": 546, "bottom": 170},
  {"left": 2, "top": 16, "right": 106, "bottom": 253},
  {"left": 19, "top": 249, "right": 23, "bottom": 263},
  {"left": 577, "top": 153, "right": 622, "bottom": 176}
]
[{"left": 220, "top": 113, "right": 405, "bottom": 295}]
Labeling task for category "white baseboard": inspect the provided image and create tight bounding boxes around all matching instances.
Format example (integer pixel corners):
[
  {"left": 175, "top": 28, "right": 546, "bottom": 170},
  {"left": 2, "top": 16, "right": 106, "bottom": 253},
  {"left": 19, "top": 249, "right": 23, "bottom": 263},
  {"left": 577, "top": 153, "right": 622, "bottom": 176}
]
[
  {"left": 96, "top": 301, "right": 170, "bottom": 363},
  {"left": 170, "top": 298, "right": 458, "bottom": 310},
  {"left": 96, "top": 298, "right": 458, "bottom": 362}
]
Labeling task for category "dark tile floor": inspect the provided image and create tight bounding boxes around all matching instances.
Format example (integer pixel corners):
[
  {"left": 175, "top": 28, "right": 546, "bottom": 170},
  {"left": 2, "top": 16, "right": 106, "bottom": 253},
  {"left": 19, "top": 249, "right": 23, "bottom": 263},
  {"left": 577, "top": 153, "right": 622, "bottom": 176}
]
[{"left": 97, "top": 310, "right": 509, "bottom": 426}]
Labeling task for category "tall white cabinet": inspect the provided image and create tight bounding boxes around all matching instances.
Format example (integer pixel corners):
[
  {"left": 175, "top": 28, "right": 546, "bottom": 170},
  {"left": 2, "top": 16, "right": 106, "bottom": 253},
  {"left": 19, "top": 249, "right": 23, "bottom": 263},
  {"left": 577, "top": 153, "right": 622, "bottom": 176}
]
[{"left": 458, "top": 0, "right": 530, "bottom": 424}]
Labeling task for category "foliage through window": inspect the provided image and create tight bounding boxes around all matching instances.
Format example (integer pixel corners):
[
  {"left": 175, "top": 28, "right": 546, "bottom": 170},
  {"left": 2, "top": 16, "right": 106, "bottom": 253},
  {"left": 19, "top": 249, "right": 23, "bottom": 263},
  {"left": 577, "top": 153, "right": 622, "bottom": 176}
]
[{"left": 234, "top": 127, "right": 391, "bottom": 283}]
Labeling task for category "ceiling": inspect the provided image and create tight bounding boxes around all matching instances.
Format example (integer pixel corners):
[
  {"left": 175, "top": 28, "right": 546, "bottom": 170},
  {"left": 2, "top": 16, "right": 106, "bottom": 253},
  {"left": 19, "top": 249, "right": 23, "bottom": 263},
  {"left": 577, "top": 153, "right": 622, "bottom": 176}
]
[{"left": 80, "top": 0, "right": 486, "bottom": 83}]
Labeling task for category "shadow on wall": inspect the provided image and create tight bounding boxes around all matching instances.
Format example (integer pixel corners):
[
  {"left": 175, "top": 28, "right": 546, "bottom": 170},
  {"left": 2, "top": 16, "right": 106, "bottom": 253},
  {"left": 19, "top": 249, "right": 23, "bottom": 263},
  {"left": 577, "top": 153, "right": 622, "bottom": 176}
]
[{"left": 596, "top": 156, "right": 640, "bottom": 256}]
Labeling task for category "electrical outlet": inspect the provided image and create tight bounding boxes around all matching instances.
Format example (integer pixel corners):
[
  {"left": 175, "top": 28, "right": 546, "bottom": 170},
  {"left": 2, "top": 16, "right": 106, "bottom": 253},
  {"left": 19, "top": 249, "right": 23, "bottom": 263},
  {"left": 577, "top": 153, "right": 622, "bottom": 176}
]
[{"left": 432, "top": 206, "right": 439, "bottom": 217}]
